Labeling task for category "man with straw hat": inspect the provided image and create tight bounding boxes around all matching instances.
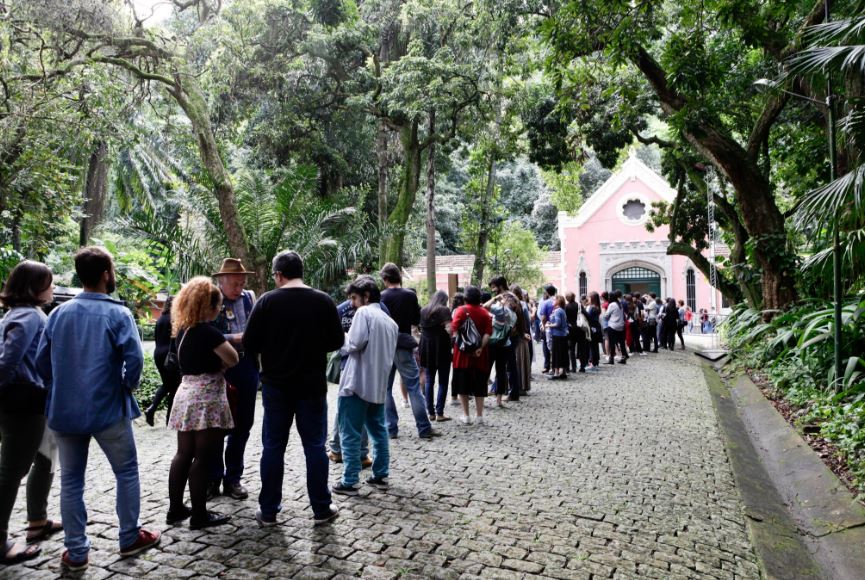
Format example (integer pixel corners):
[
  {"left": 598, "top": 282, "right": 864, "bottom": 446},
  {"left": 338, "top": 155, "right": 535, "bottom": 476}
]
[{"left": 208, "top": 258, "right": 259, "bottom": 501}]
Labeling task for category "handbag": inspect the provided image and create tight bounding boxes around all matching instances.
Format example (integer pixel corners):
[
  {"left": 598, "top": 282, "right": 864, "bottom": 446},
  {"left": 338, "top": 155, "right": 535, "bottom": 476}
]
[
  {"left": 577, "top": 309, "right": 591, "bottom": 337},
  {"left": 326, "top": 350, "right": 342, "bottom": 384},
  {"left": 0, "top": 380, "right": 47, "bottom": 415}
]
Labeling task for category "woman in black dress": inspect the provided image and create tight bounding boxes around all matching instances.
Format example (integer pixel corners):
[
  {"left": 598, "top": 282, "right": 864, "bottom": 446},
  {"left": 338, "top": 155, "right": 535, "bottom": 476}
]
[
  {"left": 661, "top": 297, "right": 679, "bottom": 351},
  {"left": 420, "top": 290, "right": 453, "bottom": 422},
  {"left": 145, "top": 296, "right": 182, "bottom": 426}
]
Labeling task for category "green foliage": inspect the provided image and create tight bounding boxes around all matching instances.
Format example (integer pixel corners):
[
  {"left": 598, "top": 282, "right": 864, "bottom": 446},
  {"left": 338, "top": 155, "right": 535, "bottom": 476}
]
[
  {"left": 97, "top": 237, "right": 162, "bottom": 321},
  {"left": 0, "top": 247, "right": 25, "bottom": 284},
  {"left": 541, "top": 161, "right": 585, "bottom": 215},
  {"left": 193, "top": 164, "right": 378, "bottom": 294},
  {"left": 724, "top": 298, "right": 865, "bottom": 494},
  {"left": 488, "top": 221, "right": 544, "bottom": 289},
  {"left": 138, "top": 322, "right": 156, "bottom": 341},
  {"left": 134, "top": 356, "right": 165, "bottom": 411}
]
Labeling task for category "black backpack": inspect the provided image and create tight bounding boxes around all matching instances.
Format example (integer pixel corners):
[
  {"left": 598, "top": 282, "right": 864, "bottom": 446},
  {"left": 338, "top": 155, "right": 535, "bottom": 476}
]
[{"left": 456, "top": 310, "right": 482, "bottom": 353}]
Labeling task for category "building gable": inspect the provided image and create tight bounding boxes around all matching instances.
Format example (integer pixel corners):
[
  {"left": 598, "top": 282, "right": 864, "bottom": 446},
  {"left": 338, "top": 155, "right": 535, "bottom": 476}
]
[{"left": 558, "top": 151, "right": 676, "bottom": 231}]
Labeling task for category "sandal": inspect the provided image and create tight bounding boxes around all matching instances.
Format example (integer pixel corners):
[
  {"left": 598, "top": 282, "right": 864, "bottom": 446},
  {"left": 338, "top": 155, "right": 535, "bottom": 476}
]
[
  {"left": 25, "top": 519, "right": 63, "bottom": 544},
  {"left": 1, "top": 539, "right": 41, "bottom": 564}
]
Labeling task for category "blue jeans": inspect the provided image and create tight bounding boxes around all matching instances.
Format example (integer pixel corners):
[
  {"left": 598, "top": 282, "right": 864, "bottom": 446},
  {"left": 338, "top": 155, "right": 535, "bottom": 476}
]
[
  {"left": 258, "top": 385, "right": 331, "bottom": 519},
  {"left": 337, "top": 395, "right": 389, "bottom": 486},
  {"left": 329, "top": 413, "right": 369, "bottom": 457},
  {"left": 386, "top": 349, "right": 433, "bottom": 437},
  {"left": 424, "top": 362, "right": 451, "bottom": 417},
  {"left": 541, "top": 331, "right": 550, "bottom": 370},
  {"left": 55, "top": 419, "right": 140, "bottom": 560},
  {"left": 212, "top": 355, "right": 260, "bottom": 486}
]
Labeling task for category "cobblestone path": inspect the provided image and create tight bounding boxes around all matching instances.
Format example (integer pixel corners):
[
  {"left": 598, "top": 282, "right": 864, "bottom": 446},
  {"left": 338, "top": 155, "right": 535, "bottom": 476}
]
[{"left": 2, "top": 349, "right": 759, "bottom": 579}]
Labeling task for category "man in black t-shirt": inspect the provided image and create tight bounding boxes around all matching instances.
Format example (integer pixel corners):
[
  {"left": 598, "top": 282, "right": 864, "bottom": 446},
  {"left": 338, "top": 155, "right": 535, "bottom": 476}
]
[
  {"left": 244, "top": 251, "right": 343, "bottom": 526},
  {"left": 379, "top": 263, "right": 439, "bottom": 439}
]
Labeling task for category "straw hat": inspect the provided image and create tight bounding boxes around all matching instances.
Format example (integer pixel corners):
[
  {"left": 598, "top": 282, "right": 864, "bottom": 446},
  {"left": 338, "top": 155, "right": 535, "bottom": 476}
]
[{"left": 212, "top": 258, "right": 254, "bottom": 277}]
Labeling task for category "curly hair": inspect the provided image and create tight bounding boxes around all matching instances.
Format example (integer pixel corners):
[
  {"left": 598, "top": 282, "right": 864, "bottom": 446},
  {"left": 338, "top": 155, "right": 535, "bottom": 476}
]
[{"left": 171, "top": 276, "right": 222, "bottom": 336}]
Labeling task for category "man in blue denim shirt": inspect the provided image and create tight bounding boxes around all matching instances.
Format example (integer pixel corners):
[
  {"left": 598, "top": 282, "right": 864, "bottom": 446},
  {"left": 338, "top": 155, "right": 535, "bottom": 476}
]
[{"left": 35, "top": 247, "right": 159, "bottom": 572}]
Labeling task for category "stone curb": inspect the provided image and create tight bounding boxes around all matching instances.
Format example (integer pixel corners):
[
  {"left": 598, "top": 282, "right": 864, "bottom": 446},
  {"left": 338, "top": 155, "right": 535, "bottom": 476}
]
[
  {"left": 703, "top": 362, "right": 865, "bottom": 580},
  {"left": 701, "top": 363, "right": 822, "bottom": 579}
]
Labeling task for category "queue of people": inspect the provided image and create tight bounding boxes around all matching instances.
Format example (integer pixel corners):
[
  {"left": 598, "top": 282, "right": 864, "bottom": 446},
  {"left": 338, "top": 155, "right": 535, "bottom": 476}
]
[{"left": 0, "top": 247, "right": 696, "bottom": 570}]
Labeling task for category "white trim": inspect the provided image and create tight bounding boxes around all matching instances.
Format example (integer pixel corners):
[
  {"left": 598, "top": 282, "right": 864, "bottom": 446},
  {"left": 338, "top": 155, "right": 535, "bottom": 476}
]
[{"left": 559, "top": 153, "right": 676, "bottom": 229}]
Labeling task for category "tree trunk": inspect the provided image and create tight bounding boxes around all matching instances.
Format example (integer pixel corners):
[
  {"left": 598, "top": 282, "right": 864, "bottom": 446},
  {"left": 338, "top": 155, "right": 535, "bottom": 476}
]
[
  {"left": 10, "top": 207, "right": 22, "bottom": 254},
  {"left": 633, "top": 47, "right": 798, "bottom": 310},
  {"left": 471, "top": 152, "right": 496, "bottom": 285},
  {"left": 79, "top": 140, "right": 109, "bottom": 246},
  {"left": 377, "top": 121, "right": 389, "bottom": 263},
  {"left": 168, "top": 77, "right": 261, "bottom": 292},
  {"left": 666, "top": 242, "right": 743, "bottom": 304},
  {"left": 382, "top": 119, "right": 422, "bottom": 266},
  {"left": 425, "top": 110, "right": 437, "bottom": 297}
]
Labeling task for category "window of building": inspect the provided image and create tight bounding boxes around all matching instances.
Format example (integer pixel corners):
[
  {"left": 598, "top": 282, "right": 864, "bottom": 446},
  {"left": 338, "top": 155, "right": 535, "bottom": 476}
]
[
  {"left": 686, "top": 268, "right": 696, "bottom": 311},
  {"left": 622, "top": 199, "right": 647, "bottom": 222},
  {"left": 579, "top": 271, "right": 587, "bottom": 297}
]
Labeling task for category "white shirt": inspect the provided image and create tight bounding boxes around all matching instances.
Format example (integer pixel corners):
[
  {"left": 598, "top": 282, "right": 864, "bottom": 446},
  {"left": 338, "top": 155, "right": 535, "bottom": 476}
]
[{"left": 338, "top": 303, "right": 398, "bottom": 404}]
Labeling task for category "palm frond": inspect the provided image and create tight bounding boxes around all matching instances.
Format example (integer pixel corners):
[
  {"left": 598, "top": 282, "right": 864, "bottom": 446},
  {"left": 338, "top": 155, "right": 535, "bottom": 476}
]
[
  {"left": 802, "top": 15, "right": 865, "bottom": 46},
  {"left": 789, "top": 44, "right": 865, "bottom": 75},
  {"left": 793, "top": 164, "right": 865, "bottom": 233}
]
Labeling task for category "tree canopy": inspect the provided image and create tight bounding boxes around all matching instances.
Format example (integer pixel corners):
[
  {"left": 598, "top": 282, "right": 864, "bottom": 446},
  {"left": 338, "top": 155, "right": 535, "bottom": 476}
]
[{"left": 1, "top": 0, "right": 863, "bottom": 311}]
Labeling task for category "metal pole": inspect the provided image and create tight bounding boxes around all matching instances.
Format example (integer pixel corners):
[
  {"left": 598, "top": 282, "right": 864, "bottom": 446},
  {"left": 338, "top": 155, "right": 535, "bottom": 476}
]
[{"left": 826, "top": 0, "right": 843, "bottom": 390}]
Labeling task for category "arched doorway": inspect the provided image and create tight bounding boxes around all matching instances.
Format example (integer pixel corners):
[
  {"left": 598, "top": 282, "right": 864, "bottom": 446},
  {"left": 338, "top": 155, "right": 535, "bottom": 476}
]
[{"left": 611, "top": 266, "right": 661, "bottom": 296}]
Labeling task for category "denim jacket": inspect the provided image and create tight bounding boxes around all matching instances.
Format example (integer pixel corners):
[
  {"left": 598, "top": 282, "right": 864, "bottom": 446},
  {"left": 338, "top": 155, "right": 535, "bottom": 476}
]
[
  {"left": 0, "top": 306, "right": 47, "bottom": 389},
  {"left": 36, "top": 293, "right": 143, "bottom": 434}
]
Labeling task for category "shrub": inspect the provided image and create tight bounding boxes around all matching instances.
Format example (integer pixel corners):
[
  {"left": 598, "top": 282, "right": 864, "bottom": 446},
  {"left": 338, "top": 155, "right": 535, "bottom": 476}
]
[
  {"left": 135, "top": 356, "right": 164, "bottom": 411},
  {"left": 724, "top": 297, "right": 865, "bottom": 496}
]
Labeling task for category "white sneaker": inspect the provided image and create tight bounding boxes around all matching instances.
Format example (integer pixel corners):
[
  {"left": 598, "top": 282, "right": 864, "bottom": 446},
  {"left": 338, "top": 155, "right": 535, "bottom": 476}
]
[
  {"left": 475, "top": 416, "right": 485, "bottom": 426},
  {"left": 459, "top": 415, "right": 472, "bottom": 425},
  {"left": 400, "top": 399, "right": 410, "bottom": 409},
  {"left": 639, "top": 352, "right": 648, "bottom": 357}
]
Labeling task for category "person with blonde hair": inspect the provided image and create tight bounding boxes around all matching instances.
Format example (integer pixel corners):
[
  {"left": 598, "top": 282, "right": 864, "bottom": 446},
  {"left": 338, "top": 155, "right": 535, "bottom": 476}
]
[{"left": 166, "top": 277, "right": 238, "bottom": 530}]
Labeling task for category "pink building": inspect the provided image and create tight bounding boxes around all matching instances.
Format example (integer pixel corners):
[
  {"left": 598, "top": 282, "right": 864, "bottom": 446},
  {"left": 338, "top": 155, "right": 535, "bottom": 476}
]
[
  {"left": 406, "top": 151, "right": 726, "bottom": 313},
  {"left": 558, "top": 151, "right": 724, "bottom": 312}
]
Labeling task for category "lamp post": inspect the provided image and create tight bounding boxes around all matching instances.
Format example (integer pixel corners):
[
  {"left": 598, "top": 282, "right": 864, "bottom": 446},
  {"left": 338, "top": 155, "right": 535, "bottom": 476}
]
[{"left": 754, "top": 2, "right": 842, "bottom": 389}]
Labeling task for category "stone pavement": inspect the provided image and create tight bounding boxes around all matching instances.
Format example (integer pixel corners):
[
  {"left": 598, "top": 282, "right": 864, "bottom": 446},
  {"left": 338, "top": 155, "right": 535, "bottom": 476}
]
[{"left": 2, "top": 348, "right": 760, "bottom": 579}]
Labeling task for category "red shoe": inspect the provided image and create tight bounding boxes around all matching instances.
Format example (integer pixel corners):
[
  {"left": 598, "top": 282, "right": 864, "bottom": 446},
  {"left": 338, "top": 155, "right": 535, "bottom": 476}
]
[
  {"left": 119, "top": 529, "right": 161, "bottom": 557},
  {"left": 61, "top": 550, "right": 89, "bottom": 572}
]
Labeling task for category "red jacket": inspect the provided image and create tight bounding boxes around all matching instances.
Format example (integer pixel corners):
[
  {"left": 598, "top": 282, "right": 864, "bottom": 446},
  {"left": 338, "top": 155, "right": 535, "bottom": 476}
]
[{"left": 451, "top": 304, "right": 492, "bottom": 370}]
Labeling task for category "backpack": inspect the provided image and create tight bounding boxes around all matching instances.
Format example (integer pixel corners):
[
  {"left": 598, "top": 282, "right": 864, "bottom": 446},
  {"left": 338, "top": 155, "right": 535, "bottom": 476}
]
[
  {"left": 489, "top": 305, "right": 515, "bottom": 346},
  {"left": 456, "top": 309, "right": 482, "bottom": 353}
]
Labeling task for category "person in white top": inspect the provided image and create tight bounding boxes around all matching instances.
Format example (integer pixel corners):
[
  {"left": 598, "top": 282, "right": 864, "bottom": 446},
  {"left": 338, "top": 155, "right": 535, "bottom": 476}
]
[{"left": 332, "top": 276, "right": 398, "bottom": 496}]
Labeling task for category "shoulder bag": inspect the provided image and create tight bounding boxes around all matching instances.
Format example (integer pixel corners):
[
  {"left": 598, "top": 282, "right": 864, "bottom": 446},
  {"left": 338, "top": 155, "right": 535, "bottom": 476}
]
[{"left": 163, "top": 330, "right": 188, "bottom": 375}]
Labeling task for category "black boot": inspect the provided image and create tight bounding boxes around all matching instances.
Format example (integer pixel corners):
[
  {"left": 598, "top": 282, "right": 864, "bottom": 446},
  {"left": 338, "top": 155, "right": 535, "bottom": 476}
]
[{"left": 144, "top": 405, "right": 157, "bottom": 427}]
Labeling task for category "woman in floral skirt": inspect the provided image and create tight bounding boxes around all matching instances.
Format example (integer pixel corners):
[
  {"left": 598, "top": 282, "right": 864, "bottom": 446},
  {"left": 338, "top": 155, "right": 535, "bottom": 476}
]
[{"left": 166, "top": 277, "right": 238, "bottom": 529}]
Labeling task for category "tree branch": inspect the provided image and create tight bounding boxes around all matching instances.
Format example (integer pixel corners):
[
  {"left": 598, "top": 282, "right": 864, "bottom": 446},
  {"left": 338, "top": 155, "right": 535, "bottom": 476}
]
[
  {"left": 666, "top": 241, "right": 743, "bottom": 303},
  {"left": 747, "top": 91, "right": 789, "bottom": 161},
  {"left": 631, "top": 126, "right": 675, "bottom": 148},
  {"left": 93, "top": 56, "right": 175, "bottom": 86}
]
